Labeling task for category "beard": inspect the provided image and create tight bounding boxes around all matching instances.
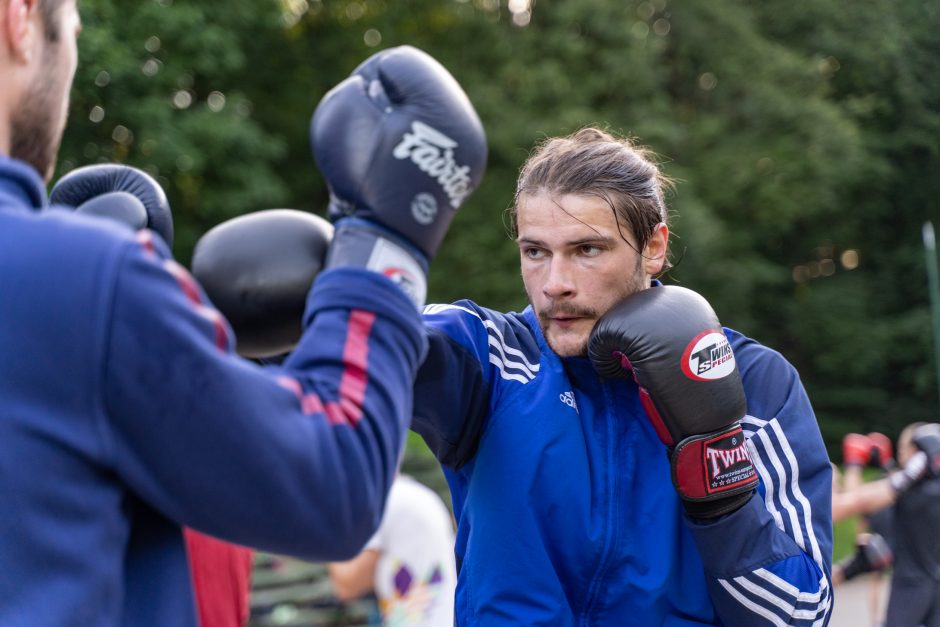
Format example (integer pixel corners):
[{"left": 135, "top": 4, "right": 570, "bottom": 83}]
[
  {"left": 533, "top": 260, "right": 648, "bottom": 358},
  {"left": 10, "top": 53, "right": 67, "bottom": 182}
]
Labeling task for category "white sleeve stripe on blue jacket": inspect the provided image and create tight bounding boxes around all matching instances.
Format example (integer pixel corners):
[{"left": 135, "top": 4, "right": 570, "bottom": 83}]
[
  {"left": 733, "top": 415, "right": 832, "bottom": 624},
  {"left": 488, "top": 354, "right": 534, "bottom": 384},
  {"left": 741, "top": 415, "right": 823, "bottom": 568},
  {"left": 725, "top": 574, "right": 830, "bottom": 617},
  {"left": 753, "top": 569, "right": 825, "bottom": 603},
  {"left": 424, "top": 303, "right": 539, "bottom": 382},
  {"left": 718, "top": 577, "right": 832, "bottom": 627},
  {"left": 719, "top": 569, "right": 832, "bottom": 625}
]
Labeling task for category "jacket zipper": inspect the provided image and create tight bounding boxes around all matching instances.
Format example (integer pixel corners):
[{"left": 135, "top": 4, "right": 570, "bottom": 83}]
[{"left": 580, "top": 378, "right": 620, "bottom": 626}]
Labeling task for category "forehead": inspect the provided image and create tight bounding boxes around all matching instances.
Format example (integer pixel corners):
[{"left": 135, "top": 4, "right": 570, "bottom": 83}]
[{"left": 516, "top": 193, "right": 624, "bottom": 240}]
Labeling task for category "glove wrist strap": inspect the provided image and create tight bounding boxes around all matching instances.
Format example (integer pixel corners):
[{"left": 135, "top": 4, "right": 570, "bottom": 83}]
[
  {"left": 671, "top": 423, "right": 759, "bottom": 519},
  {"left": 326, "top": 219, "right": 428, "bottom": 309}
]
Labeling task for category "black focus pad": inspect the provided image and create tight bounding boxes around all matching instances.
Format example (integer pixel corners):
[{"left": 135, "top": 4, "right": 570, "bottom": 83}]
[
  {"left": 50, "top": 164, "right": 174, "bottom": 248},
  {"left": 191, "top": 209, "right": 333, "bottom": 359}
]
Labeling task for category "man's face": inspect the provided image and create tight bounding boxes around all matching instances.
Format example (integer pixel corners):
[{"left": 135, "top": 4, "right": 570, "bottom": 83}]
[
  {"left": 10, "top": 0, "right": 81, "bottom": 181},
  {"left": 517, "top": 192, "right": 666, "bottom": 357}
]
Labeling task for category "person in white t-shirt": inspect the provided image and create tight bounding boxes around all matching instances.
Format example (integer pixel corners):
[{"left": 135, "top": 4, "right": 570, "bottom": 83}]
[{"left": 329, "top": 474, "right": 456, "bottom": 626}]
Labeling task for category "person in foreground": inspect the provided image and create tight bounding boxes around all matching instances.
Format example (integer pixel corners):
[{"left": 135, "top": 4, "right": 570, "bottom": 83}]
[
  {"left": 0, "top": 2, "right": 485, "bottom": 625},
  {"left": 409, "top": 127, "right": 834, "bottom": 624}
]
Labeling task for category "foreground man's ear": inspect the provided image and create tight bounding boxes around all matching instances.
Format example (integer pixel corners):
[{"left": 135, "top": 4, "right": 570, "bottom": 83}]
[
  {"left": 2, "top": 0, "right": 41, "bottom": 64},
  {"left": 643, "top": 222, "right": 669, "bottom": 276}
]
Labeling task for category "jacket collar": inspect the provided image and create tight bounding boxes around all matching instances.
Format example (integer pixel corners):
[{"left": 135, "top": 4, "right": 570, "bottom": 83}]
[{"left": 0, "top": 156, "right": 47, "bottom": 212}]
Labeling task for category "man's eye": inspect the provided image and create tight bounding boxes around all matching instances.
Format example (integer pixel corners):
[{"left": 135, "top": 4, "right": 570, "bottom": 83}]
[
  {"left": 580, "top": 245, "right": 601, "bottom": 257},
  {"left": 524, "top": 248, "right": 545, "bottom": 260}
]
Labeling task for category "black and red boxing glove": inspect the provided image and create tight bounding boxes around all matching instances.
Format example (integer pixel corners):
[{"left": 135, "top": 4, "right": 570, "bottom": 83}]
[{"left": 589, "top": 285, "right": 758, "bottom": 518}]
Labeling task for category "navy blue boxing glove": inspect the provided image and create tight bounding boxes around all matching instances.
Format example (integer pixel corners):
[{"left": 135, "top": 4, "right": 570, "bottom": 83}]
[
  {"left": 192, "top": 210, "right": 333, "bottom": 358},
  {"left": 311, "top": 45, "right": 487, "bottom": 307},
  {"left": 50, "top": 164, "right": 174, "bottom": 248}
]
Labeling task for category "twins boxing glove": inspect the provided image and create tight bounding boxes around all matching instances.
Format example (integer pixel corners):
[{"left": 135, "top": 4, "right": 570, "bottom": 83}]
[
  {"left": 311, "top": 45, "right": 487, "bottom": 308},
  {"left": 589, "top": 285, "right": 758, "bottom": 518},
  {"left": 50, "top": 164, "right": 174, "bottom": 248},
  {"left": 191, "top": 210, "right": 332, "bottom": 358}
]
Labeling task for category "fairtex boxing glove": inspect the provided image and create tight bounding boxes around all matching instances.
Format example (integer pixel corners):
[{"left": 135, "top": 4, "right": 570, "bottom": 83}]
[
  {"left": 842, "top": 433, "right": 872, "bottom": 467},
  {"left": 191, "top": 210, "right": 333, "bottom": 358},
  {"left": 588, "top": 286, "right": 759, "bottom": 518},
  {"left": 310, "top": 45, "right": 487, "bottom": 308},
  {"left": 50, "top": 164, "right": 174, "bottom": 248}
]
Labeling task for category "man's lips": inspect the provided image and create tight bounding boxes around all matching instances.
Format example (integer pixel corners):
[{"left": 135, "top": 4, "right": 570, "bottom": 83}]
[{"left": 550, "top": 316, "right": 587, "bottom": 328}]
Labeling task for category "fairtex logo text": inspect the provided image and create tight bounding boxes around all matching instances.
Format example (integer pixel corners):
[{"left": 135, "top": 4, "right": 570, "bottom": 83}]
[{"left": 393, "top": 121, "right": 473, "bottom": 209}]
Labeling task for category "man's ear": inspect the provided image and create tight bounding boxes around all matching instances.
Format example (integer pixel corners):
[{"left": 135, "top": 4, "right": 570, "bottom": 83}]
[
  {"left": 643, "top": 222, "right": 669, "bottom": 276},
  {"left": 3, "top": 0, "right": 38, "bottom": 63}
]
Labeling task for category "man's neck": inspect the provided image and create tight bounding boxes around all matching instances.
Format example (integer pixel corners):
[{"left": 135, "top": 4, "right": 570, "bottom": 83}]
[{"left": 0, "top": 111, "right": 11, "bottom": 159}]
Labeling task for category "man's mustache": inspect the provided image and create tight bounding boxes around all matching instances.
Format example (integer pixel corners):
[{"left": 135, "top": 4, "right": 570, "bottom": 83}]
[{"left": 538, "top": 304, "right": 598, "bottom": 319}]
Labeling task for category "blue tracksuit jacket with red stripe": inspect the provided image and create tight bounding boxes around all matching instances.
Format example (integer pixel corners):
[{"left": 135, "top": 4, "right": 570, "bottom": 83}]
[
  {"left": 0, "top": 156, "right": 426, "bottom": 625},
  {"left": 413, "top": 300, "right": 833, "bottom": 625}
]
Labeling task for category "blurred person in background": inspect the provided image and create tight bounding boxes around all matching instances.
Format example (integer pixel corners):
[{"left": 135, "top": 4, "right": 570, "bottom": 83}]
[
  {"left": 832, "top": 433, "right": 896, "bottom": 626},
  {"left": 883, "top": 423, "right": 940, "bottom": 627},
  {"left": 328, "top": 474, "right": 457, "bottom": 627},
  {"left": 830, "top": 424, "right": 940, "bottom": 626}
]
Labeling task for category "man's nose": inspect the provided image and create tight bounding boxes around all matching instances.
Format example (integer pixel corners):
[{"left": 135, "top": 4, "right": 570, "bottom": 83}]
[{"left": 543, "top": 257, "right": 575, "bottom": 299}]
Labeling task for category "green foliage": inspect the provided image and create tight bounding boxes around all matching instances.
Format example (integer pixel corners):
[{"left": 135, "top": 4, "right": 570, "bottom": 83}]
[{"left": 58, "top": 0, "right": 940, "bottom": 450}]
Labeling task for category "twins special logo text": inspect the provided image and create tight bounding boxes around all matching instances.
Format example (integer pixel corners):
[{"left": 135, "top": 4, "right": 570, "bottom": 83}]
[{"left": 680, "top": 330, "right": 737, "bottom": 382}]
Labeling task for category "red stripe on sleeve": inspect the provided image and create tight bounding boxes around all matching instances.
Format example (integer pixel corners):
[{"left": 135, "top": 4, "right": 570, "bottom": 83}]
[
  {"left": 134, "top": 231, "right": 230, "bottom": 351},
  {"left": 163, "top": 260, "right": 203, "bottom": 305},
  {"left": 335, "top": 310, "right": 376, "bottom": 426},
  {"left": 136, "top": 230, "right": 156, "bottom": 256},
  {"left": 272, "top": 311, "right": 377, "bottom": 428},
  {"left": 160, "top": 259, "right": 231, "bottom": 352}
]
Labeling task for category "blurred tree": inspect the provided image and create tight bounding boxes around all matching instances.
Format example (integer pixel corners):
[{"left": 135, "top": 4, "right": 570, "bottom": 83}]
[
  {"left": 57, "top": 0, "right": 939, "bottom": 458},
  {"left": 747, "top": 0, "right": 940, "bottom": 445},
  {"left": 59, "top": 0, "right": 292, "bottom": 258}
]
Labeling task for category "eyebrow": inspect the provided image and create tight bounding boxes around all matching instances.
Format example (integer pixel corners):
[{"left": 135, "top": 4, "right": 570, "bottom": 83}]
[{"left": 516, "top": 235, "right": 617, "bottom": 247}]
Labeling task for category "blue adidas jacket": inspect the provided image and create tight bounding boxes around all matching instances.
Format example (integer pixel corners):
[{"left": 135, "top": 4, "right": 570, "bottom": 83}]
[
  {"left": 0, "top": 156, "right": 426, "bottom": 626},
  {"left": 413, "top": 300, "right": 833, "bottom": 625}
]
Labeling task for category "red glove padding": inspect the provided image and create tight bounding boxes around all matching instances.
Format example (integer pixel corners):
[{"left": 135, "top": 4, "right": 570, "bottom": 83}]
[{"left": 842, "top": 433, "right": 871, "bottom": 467}]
